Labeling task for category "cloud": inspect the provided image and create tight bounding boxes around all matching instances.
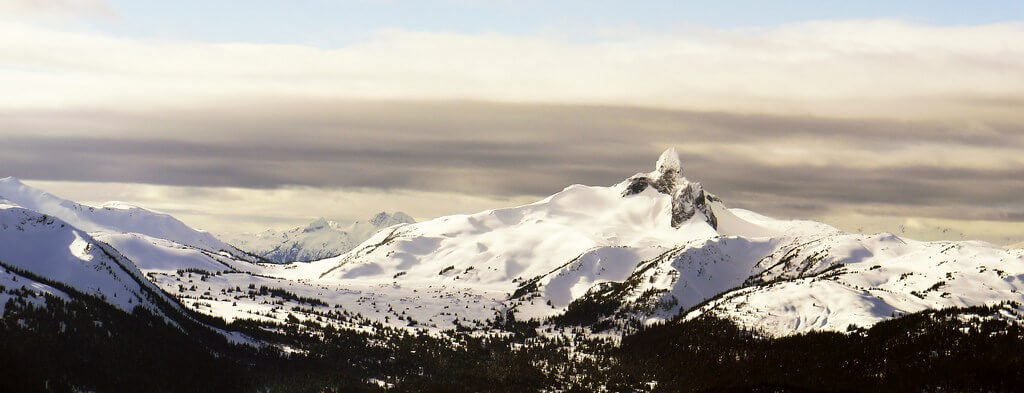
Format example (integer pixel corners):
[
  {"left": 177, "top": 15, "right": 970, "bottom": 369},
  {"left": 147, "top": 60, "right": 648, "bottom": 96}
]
[
  {"left": 0, "top": 20, "right": 1022, "bottom": 120},
  {"left": 0, "top": 0, "right": 115, "bottom": 20},
  {"left": 1, "top": 18, "right": 1022, "bottom": 245},
  {"left": 1, "top": 100, "right": 1021, "bottom": 231}
]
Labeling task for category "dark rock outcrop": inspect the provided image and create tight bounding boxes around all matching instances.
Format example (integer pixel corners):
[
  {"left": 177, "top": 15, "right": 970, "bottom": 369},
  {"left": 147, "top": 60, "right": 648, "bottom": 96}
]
[{"left": 622, "top": 148, "right": 719, "bottom": 229}]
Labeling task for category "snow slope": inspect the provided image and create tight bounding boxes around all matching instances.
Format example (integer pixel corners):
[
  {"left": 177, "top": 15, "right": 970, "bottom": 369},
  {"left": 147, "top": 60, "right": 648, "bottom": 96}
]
[
  {"left": 0, "top": 201, "right": 165, "bottom": 313},
  {"left": 0, "top": 199, "right": 260, "bottom": 346},
  {"left": 318, "top": 149, "right": 731, "bottom": 285},
  {"left": 685, "top": 233, "right": 1024, "bottom": 335},
  {"left": 96, "top": 232, "right": 261, "bottom": 274},
  {"left": 0, "top": 177, "right": 246, "bottom": 257},
  {"left": 224, "top": 212, "right": 414, "bottom": 263}
]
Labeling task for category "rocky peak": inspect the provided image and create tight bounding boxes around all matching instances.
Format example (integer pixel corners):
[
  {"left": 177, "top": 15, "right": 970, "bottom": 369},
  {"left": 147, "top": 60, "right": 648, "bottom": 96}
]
[
  {"left": 303, "top": 217, "right": 331, "bottom": 232},
  {"left": 656, "top": 147, "right": 681, "bottom": 175},
  {"left": 370, "top": 211, "right": 415, "bottom": 228},
  {"left": 622, "top": 148, "right": 719, "bottom": 229}
]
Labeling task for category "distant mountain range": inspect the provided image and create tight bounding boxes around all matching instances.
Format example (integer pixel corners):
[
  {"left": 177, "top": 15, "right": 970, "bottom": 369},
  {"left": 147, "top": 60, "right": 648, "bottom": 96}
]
[
  {"left": 3, "top": 149, "right": 1023, "bottom": 335},
  {"left": 222, "top": 212, "right": 415, "bottom": 263},
  {"left": 1, "top": 150, "right": 1023, "bottom": 391}
]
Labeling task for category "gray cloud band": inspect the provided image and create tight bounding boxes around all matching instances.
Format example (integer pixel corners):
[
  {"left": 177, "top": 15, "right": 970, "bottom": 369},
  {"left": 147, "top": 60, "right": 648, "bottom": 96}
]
[{"left": 2, "top": 100, "right": 1022, "bottom": 222}]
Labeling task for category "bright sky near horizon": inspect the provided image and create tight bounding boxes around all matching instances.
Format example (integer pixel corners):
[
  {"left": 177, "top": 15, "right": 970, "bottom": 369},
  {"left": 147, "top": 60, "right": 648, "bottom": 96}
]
[{"left": 1, "top": 0, "right": 1022, "bottom": 246}]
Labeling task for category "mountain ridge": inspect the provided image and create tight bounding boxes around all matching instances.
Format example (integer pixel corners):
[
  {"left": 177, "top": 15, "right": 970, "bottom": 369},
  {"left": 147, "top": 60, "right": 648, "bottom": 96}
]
[
  {"left": 2, "top": 150, "right": 1022, "bottom": 339},
  {"left": 0, "top": 176, "right": 247, "bottom": 259},
  {"left": 223, "top": 212, "right": 415, "bottom": 263},
  {"left": 283, "top": 148, "right": 1024, "bottom": 335}
]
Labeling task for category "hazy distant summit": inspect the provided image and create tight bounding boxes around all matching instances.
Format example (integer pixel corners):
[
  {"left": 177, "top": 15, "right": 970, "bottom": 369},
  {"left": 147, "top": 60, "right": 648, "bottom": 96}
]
[{"left": 225, "top": 212, "right": 415, "bottom": 263}]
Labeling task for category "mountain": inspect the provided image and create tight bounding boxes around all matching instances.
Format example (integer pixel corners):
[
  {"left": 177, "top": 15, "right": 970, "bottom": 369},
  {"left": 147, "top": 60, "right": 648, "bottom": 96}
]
[
  {"left": 0, "top": 197, "right": 268, "bottom": 392},
  {"left": 0, "top": 177, "right": 264, "bottom": 328},
  {"left": 0, "top": 177, "right": 247, "bottom": 258},
  {"left": 318, "top": 148, "right": 734, "bottom": 284},
  {"left": 3, "top": 150, "right": 1023, "bottom": 392},
  {"left": 223, "top": 212, "right": 415, "bottom": 263},
  {"left": 2, "top": 151, "right": 1021, "bottom": 338},
  {"left": 276, "top": 148, "right": 1022, "bottom": 336},
  {"left": 0, "top": 199, "right": 168, "bottom": 314},
  {"left": 1009, "top": 241, "right": 1024, "bottom": 250}
]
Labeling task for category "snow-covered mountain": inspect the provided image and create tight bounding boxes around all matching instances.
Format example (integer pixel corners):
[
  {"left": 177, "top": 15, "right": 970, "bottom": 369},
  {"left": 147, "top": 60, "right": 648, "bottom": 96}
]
[
  {"left": 0, "top": 177, "right": 264, "bottom": 325},
  {"left": 0, "top": 199, "right": 170, "bottom": 314},
  {"left": 224, "top": 212, "right": 415, "bottom": 263},
  {"left": 317, "top": 148, "right": 731, "bottom": 284},
  {"left": 2, "top": 150, "right": 1022, "bottom": 338},
  {"left": 243, "top": 148, "right": 1021, "bottom": 336},
  {"left": 0, "top": 177, "right": 247, "bottom": 258}
]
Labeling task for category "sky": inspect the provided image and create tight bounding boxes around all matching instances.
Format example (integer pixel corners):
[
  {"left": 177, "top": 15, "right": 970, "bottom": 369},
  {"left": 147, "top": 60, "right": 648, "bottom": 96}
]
[{"left": 1, "top": 0, "right": 1023, "bottom": 246}]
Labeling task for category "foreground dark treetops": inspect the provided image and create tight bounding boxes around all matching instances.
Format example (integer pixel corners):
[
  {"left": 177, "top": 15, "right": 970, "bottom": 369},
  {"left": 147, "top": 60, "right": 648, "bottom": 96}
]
[
  {"left": 0, "top": 150, "right": 1022, "bottom": 392},
  {"left": 2, "top": 291, "right": 1021, "bottom": 392}
]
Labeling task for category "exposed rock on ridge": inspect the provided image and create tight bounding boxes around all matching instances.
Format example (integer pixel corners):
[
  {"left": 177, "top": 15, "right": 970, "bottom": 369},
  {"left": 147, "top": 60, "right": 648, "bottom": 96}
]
[{"left": 622, "top": 148, "right": 719, "bottom": 228}]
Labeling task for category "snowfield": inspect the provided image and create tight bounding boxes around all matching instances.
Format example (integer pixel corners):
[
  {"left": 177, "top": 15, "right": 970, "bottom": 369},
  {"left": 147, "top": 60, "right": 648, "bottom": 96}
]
[{"left": 1, "top": 150, "right": 1022, "bottom": 337}]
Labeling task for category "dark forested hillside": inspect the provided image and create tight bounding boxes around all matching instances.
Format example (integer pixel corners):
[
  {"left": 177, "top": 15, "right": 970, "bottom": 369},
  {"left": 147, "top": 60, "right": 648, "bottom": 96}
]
[
  {"left": 1, "top": 290, "right": 1021, "bottom": 392},
  {"left": 0, "top": 293, "right": 248, "bottom": 393},
  {"left": 616, "top": 304, "right": 1024, "bottom": 392}
]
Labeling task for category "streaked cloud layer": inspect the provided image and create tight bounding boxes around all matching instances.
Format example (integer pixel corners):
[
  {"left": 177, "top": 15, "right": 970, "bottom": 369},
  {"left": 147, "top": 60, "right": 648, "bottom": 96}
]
[
  {"left": 0, "top": 8, "right": 1021, "bottom": 245},
  {"left": 2, "top": 20, "right": 1022, "bottom": 119},
  {"left": 4, "top": 101, "right": 1022, "bottom": 244}
]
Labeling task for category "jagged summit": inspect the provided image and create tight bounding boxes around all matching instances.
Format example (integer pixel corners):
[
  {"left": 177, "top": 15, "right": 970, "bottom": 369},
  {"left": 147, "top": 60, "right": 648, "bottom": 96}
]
[
  {"left": 655, "top": 147, "right": 682, "bottom": 175},
  {"left": 304, "top": 217, "right": 331, "bottom": 232},
  {"left": 370, "top": 211, "right": 415, "bottom": 227},
  {"left": 623, "top": 148, "right": 719, "bottom": 229}
]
